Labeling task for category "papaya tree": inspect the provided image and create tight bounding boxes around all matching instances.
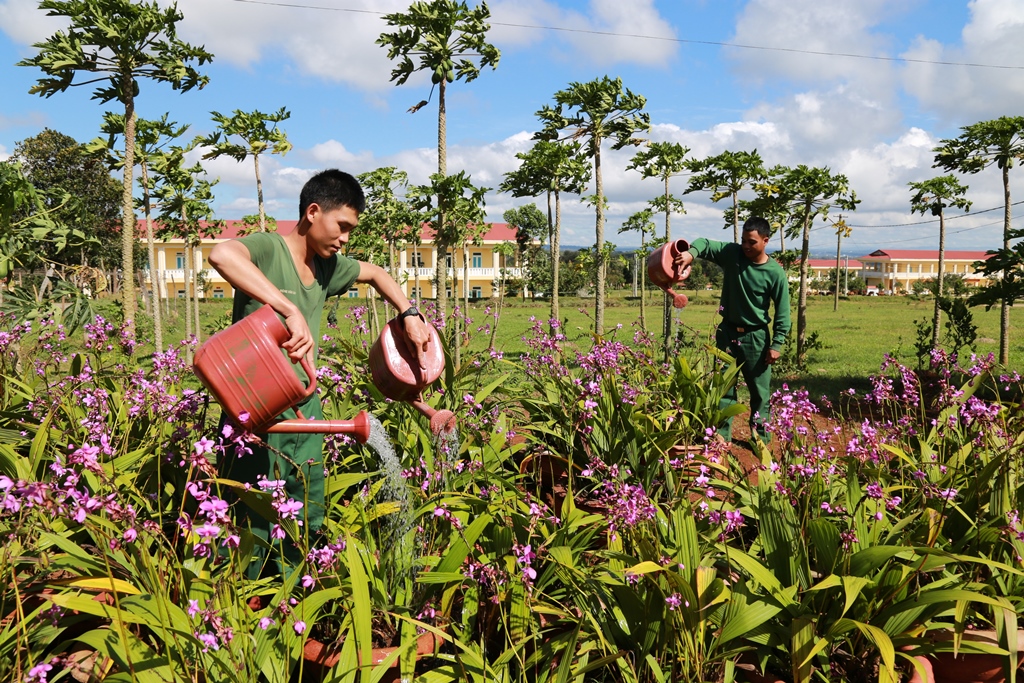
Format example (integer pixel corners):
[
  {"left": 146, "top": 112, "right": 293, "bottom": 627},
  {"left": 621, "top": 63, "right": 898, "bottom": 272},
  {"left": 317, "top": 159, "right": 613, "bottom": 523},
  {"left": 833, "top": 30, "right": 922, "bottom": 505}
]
[
  {"left": 196, "top": 107, "right": 292, "bottom": 233},
  {"left": 908, "top": 175, "right": 971, "bottom": 349},
  {"left": 628, "top": 141, "right": 689, "bottom": 355},
  {"left": 378, "top": 0, "right": 499, "bottom": 322},
  {"left": 620, "top": 208, "right": 656, "bottom": 333},
  {"left": 535, "top": 76, "right": 649, "bottom": 335},
  {"left": 151, "top": 145, "right": 221, "bottom": 358},
  {"left": 685, "top": 150, "right": 766, "bottom": 243},
  {"left": 87, "top": 112, "right": 189, "bottom": 352},
  {"left": 19, "top": 0, "right": 212, "bottom": 340},
  {"left": 500, "top": 139, "right": 589, "bottom": 326},
  {"left": 933, "top": 116, "right": 1024, "bottom": 365},
  {"left": 773, "top": 165, "right": 858, "bottom": 367}
]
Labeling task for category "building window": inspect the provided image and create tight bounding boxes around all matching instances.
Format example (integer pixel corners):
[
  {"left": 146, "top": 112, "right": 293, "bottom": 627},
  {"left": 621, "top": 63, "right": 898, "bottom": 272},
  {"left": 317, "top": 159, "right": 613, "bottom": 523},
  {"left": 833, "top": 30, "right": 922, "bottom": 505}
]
[
  {"left": 410, "top": 287, "right": 420, "bottom": 301},
  {"left": 176, "top": 253, "right": 185, "bottom": 269},
  {"left": 213, "top": 288, "right": 224, "bottom": 299},
  {"left": 471, "top": 286, "right": 482, "bottom": 299},
  {"left": 348, "top": 289, "right": 359, "bottom": 298},
  {"left": 445, "top": 254, "right": 453, "bottom": 268},
  {"left": 176, "top": 290, "right": 185, "bottom": 299},
  {"left": 472, "top": 252, "right": 482, "bottom": 268},
  {"left": 414, "top": 251, "right": 425, "bottom": 267}
]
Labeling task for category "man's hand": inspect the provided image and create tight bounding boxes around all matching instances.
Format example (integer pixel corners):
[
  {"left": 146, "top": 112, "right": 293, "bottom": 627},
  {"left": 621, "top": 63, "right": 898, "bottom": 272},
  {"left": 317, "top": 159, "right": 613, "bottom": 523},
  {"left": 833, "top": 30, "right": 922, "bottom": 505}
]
[
  {"left": 402, "top": 314, "right": 431, "bottom": 370},
  {"left": 673, "top": 250, "right": 694, "bottom": 270},
  {"left": 281, "top": 311, "right": 314, "bottom": 363},
  {"left": 766, "top": 349, "right": 781, "bottom": 365}
]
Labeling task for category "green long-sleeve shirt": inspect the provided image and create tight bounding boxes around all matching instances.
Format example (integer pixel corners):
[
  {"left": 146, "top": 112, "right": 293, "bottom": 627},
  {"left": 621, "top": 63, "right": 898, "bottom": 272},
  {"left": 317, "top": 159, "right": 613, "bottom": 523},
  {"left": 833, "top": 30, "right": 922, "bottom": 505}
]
[{"left": 689, "top": 238, "right": 791, "bottom": 352}]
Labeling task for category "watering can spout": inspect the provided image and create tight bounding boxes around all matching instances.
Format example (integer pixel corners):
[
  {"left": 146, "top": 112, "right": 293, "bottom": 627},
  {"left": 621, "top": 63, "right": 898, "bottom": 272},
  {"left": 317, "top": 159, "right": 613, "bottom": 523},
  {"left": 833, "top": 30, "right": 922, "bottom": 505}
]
[
  {"left": 264, "top": 410, "right": 371, "bottom": 444},
  {"left": 411, "top": 399, "right": 457, "bottom": 437}
]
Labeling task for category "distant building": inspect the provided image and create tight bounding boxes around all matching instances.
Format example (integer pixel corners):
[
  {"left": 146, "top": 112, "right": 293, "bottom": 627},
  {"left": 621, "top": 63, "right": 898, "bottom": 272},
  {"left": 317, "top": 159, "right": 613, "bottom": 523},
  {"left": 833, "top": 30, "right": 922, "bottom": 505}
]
[
  {"left": 856, "top": 249, "right": 993, "bottom": 293},
  {"left": 144, "top": 220, "right": 533, "bottom": 301},
  {"left": 803, "top": 258, "right": 865, "bottom": 281}
]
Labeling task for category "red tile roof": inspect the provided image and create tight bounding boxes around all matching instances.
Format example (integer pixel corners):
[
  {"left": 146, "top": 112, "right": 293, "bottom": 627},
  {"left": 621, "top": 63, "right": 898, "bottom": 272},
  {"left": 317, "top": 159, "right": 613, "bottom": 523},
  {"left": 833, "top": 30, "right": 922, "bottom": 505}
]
[
  {"left": 154, "top": 220, "right": 520, "bottom": 243},
  {"left": 806, "top": 259, "right": 864, "bottom": 268},
  {"left": 861, "top": 249, "right": 992, "bottom": 260}
]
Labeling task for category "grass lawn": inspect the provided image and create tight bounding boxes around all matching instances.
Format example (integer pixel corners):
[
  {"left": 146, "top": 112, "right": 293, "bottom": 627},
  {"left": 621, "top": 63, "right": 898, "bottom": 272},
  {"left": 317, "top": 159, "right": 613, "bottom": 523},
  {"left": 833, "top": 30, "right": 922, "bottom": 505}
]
[{"left": 120, "top": 287, "right": 1023, "bottom": 400}]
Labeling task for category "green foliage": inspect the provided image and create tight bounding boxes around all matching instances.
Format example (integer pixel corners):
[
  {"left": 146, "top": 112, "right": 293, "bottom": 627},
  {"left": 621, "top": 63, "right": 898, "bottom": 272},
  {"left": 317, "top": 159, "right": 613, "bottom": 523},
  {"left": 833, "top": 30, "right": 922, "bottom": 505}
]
[
  {"left": 355, "top": 166, "right": 420, "bottom": 272},
  {"left": 685, "top": 149, "right": 766, "bottom": 242},
  {"left": 377, "top": 0, "right": 500, "bottom": 89},
  {"left": 12, "top": 128, "right": 121, "bottom": 268},
  {"left": 535, "top": 75, "right": 650, "bottom": 336},
  {"left": 19, "top": 0, "right": 213, "bottom": 333}
]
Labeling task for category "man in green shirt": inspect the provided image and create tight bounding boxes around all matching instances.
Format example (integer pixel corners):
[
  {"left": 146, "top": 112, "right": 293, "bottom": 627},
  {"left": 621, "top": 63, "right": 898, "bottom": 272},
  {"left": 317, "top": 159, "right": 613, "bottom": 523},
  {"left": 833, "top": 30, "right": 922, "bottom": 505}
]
[
  {"left": 209, "top": 169, "right": 431, "bottom": 576},
  {"left": 674, "top": 216, "right": 791, "bottom": 444}
]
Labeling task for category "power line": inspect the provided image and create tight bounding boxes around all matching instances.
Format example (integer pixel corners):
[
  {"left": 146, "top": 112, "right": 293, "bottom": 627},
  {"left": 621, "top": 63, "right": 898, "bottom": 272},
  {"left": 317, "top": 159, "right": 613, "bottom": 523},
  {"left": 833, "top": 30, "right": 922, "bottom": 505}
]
[
  {"left": 846, "top": 199, "right": 1024, "bottom": 228},
  {"left": 225, "top": 0, "right": 1024, "bottom": 71}
]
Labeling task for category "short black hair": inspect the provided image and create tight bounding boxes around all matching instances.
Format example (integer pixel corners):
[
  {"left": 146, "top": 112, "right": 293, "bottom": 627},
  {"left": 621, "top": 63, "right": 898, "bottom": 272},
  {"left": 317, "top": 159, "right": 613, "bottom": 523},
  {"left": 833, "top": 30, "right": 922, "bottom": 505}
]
[
  {"left": 742, "top": 216, "right": 771, "bottom": 238},
  {"left": 299, "top": 169, "right": 366, "bottom": 218}
]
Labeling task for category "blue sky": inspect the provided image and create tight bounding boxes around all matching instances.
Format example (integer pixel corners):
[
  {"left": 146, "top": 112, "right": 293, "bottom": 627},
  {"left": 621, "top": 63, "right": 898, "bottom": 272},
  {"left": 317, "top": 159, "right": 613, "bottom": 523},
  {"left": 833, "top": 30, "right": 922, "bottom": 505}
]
[{"left": 2, "top": 0, "right": 1024, "bottom": 254}]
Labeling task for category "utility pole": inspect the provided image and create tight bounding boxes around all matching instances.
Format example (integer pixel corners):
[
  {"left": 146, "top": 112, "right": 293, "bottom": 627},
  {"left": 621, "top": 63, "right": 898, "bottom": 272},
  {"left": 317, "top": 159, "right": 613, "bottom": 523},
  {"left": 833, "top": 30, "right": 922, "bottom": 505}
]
[{"left": 844, "top": 255, "right": 849, "bottom": 295}]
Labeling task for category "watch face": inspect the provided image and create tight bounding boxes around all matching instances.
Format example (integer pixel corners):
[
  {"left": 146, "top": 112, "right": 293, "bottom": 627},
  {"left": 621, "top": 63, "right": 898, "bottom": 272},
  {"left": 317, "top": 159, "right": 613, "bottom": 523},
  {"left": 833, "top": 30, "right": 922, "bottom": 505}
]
[{"left": 403, "top": 307, "right": 419, "bottom": 317}]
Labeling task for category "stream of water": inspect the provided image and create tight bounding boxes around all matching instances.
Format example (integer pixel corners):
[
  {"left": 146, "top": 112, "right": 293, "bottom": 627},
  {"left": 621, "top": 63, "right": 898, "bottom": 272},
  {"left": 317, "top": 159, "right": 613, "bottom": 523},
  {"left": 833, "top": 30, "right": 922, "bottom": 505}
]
[{"left": 365, "top": 414, "right": 415, "bottom": 566}]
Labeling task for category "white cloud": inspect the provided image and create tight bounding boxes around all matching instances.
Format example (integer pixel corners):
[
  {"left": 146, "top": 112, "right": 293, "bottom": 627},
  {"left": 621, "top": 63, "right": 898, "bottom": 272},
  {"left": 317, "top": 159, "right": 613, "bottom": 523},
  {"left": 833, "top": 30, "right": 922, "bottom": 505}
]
[
  {"left": 900, "top": 0, "right": 1024, "bottom": 121},
  {"left": 0, "top": 143, "right": 8, "bottom": 161},
  {"left": 0, "top": 0, "right": 69, "bottom": 45},
  {"left": 489, "top": 0, "right": 677, "bottom": 67}
]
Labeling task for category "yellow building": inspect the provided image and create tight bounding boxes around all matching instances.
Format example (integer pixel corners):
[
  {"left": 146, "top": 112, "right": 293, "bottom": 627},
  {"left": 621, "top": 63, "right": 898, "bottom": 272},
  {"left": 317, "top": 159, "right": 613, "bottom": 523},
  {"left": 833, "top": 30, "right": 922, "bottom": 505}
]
[
  {"left": 856, "top": 249, "right": 993, "bottom": 293},
  {"left": 145, "top": 220, "right": 533, "bottom": 301}
]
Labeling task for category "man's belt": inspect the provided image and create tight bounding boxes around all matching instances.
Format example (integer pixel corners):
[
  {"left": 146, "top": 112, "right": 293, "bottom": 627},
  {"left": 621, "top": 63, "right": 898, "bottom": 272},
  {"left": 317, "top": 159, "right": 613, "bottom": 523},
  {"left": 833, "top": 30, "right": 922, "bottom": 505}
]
[{"left": 726, "top": 321, "right": 769, "bottom": 334}]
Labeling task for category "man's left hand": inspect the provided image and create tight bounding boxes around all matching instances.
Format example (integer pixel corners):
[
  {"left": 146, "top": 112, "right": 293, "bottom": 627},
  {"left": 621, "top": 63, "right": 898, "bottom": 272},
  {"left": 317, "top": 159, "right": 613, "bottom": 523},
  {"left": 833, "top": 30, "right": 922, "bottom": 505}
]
[
  {"left": 766, "top": 349, "right": 781, "bottom": 365},
  {"left": 402, "top": 314, "right": 431, "bottom": 370}
]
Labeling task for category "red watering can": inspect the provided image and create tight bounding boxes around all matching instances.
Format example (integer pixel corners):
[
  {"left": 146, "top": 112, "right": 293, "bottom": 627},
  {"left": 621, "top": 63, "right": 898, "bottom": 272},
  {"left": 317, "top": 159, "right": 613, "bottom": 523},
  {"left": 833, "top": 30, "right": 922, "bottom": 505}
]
[
  {"left": 369, "top": 316, "right": 457, "bottom": 437},
  {"left": 193, "top": 304, "right": 370, "bottom": 442},
  {"left": 647, "top": 238, "right": 692, "bottom": 308}
]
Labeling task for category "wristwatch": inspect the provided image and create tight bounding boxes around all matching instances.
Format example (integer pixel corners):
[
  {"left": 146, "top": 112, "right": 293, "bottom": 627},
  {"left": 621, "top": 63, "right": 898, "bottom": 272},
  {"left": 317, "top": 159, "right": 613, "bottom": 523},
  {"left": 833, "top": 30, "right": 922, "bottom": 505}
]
[{"left": 397, "top": 306, "right": 420, "bottom": 321}]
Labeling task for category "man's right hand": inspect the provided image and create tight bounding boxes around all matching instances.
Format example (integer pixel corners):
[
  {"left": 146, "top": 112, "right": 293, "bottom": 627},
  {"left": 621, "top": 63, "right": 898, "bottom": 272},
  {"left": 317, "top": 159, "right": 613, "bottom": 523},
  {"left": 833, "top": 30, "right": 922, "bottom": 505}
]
[
  {"left": 281, "top": 310, "right": 313, "bottom": 363},
  {"left": 673, "top": 250, "right": 693, "bottom": 270}
]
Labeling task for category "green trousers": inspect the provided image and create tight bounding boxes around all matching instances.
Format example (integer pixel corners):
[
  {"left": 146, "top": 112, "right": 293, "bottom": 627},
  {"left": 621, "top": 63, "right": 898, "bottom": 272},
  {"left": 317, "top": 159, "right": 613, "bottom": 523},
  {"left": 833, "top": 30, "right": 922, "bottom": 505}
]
[
  {"left": 715, "top": 324, "right": 773, "bottom": 442},
  {"left": 219, "top": 393, "right": 326, "bottom": 579}
]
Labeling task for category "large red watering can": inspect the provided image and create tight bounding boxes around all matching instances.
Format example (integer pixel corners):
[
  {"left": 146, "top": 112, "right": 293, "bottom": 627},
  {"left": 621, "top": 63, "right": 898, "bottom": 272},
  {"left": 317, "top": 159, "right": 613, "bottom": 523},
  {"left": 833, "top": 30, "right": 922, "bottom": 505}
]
[
  {"left": 647, "top": 238, "right": 692, "bottom": 309},
  {"left": 369, "top": 316, "right": 457, "bottom": 437},
  {"left": 193, "top": 304, "right": 370, "bottom": 442}
]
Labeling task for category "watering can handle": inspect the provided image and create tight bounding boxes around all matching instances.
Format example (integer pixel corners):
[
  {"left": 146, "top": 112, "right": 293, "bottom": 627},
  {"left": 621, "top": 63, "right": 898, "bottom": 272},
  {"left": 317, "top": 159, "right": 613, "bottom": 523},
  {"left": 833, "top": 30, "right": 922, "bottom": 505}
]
[{"left": 297, "top": 355, "right": 317, "bottom": 400}]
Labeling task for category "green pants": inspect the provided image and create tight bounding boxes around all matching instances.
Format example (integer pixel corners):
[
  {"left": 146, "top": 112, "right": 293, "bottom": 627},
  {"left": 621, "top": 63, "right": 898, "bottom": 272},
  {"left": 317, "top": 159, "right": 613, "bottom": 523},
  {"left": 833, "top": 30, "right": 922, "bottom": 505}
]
[
  {"left": 219, "top": 394, "right": 326, "bottom": 579},
  {"left": 716, "top": 324, "right": 773, "bottom": 442}
]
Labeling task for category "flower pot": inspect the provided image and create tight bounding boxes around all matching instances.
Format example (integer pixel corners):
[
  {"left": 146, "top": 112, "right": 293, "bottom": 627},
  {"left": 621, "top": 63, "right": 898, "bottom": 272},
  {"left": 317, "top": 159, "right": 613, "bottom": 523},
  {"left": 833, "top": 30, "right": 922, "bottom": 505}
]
[
  {"left": 911, "top": 630, "right": 1024, "bottom": 683},
  {"left": 302, "top": 631, "right": 438, "bottom": 682}
]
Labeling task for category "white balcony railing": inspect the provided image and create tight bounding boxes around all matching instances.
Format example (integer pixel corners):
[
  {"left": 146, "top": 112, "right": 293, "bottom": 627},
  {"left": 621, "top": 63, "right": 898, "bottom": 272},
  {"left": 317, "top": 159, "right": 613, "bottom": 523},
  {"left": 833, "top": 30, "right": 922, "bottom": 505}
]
[{"left": 397, "top": 267, "right": 525, "bottom": 280}]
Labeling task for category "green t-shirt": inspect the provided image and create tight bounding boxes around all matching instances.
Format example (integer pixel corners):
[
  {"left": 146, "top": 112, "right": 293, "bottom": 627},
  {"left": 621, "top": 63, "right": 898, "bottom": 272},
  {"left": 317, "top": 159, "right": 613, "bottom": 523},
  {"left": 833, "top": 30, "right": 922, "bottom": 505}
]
[
  {"left": 689, "top": 238, "right": 791, "bottom": 352},
  {"left": 231, "top": 231, "right": 361, "bottom": 369}
]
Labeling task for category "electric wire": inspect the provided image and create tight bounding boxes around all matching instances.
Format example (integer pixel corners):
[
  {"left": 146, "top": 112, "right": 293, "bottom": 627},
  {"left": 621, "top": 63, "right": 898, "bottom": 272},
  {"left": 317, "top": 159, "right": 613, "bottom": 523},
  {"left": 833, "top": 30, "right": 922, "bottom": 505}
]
[{"left": 224, "top": 0, "right": 1024, "bottom": 71}]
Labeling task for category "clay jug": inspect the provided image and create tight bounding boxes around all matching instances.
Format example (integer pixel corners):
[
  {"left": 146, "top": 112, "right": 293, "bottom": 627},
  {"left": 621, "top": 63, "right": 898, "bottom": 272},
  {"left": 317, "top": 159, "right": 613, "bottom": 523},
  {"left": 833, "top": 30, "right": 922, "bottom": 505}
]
[
  {"left": 193, "top": 304, "right": 370, "bottom": 442},
  {"left": 647, "top": 238, "right": 692, "bottom": 308},
  {"left": 369, "top": 316, "right": 456, "bottom": 435}
]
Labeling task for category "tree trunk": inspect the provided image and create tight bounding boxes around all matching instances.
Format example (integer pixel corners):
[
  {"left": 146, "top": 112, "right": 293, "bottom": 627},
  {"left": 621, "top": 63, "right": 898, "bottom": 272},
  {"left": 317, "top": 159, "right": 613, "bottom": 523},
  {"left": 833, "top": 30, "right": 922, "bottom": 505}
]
[
  {"left": 639, "top": 250, "right": 646, "bottom": 333},
  {"left": 120, "top": 90, "right": 138, "bottom": 342},
  {"left": 141, "top": 162, "right": 163, "bottom": 353},
  {"left": 834, "top": 229, "right": 842, "bottom": 313},
  {"left": 193, "top": 238, "right": 202, "bottom": 344},
  {"left": 594, "top": 138, "right": 605, "bottom": 337},
  {"left": 796, "top": 207, "right": 812, "bottom": 367},
  {"left": 184, "top": 238, "right": 193, "bottom": 363},
  {"left": 933, "top": 209, "right": 946, "bottom": 348},
  {"left": 663, "top": 175, "right": 673, "bottom": 360},
  {"left": 1001, "top": 165, "right": 1011, "bottom": 365},
  {"left": 435, "top": 77, "right": 449, "bottom": 324},
  {"left": 255, "top": 153, "right": 266, "bottom": 232},
  {"left": 732, "top": 190, "right": 740, "bottom": 244},
  {"left": 552, "top": 190, "right": 561, "bottom": 330}
]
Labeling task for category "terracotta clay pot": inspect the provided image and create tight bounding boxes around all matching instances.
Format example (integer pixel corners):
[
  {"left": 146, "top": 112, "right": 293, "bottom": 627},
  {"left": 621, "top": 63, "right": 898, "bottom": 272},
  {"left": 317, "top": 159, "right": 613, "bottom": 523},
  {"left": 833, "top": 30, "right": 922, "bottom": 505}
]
[
  {"left": 913, "top": 630, "right": 1024, "bottom": 683},
  {"left": 302, "top": 631, "right": 438, "bottom": 682}
]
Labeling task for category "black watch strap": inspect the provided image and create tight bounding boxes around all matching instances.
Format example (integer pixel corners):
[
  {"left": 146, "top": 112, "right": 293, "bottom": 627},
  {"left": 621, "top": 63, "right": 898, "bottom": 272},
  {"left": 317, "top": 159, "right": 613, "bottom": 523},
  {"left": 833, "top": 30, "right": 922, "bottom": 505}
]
[{"left": 398, "top": 306, "right": 420, "bottom": 320}]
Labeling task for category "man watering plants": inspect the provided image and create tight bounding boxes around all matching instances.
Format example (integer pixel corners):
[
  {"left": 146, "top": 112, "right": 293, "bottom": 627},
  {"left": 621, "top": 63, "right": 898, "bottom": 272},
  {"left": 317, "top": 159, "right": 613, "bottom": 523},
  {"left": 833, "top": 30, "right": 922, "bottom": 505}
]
[
  {"left": 208, "top": 168, "right": 431, "bottom": 577},
  {"left": 673, "top": 216, "right": 791, "bottom": 445}
]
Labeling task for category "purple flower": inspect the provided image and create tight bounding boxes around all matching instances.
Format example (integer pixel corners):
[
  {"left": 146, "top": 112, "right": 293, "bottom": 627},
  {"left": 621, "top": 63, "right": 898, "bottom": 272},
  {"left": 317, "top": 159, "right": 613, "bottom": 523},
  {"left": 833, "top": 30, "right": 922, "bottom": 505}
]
[
  {"left": 259, "top": 617, "right": 274, "bottom": 630},
  {"left": 25, "top": 662, "right": 52, "bottom": 683},
  {"left": 294, "top": 620, "right": 306, "bottom": 635},
  {"left": 302, "top": 574, "right": 315, "bottom": 589},
  {"left": 665, "top": 593, "right": 682, "bottom": 611}
]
